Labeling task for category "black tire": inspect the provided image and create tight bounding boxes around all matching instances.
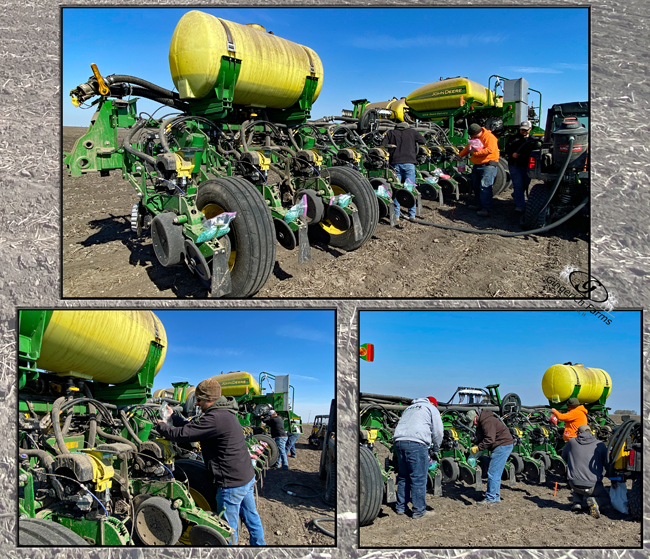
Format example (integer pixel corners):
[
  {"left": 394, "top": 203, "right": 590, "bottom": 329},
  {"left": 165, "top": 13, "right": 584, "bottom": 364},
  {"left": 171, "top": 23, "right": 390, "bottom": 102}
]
[
  {"left": 359, "top": 445, "right": 383, "bottom": 527},
  {"left": 196, "top": 177, "right": 276, "bottom": 297},
  {"left": 319, "top": 398, "right": 336, "bottom": 479},
  {"left": 509, "top": 452, "right": 525, "bottom": 475},
  {"left": 19, "top": 518, "right": 89, "bottom": 546},
  {"left": 369, "top": 177, "right": 391, "bottom": 220},
  {"left": 189, "top": 524, "right": 229, "bottom": 546},
  {"left": 532, "top": 451, "right": 552, "bottom": 471},
  {"left": 324, "top": 451, "right": 336, "bottom": 505},
  {"left": 500, "top": 393, "right": 522, "bottom": 416},
  {"left": 175, "top": 459, "right": 217, "bottom": 511},
  {"left": 440, "top": 457, "right": 460, "bottom": 482},
  {"left": 522, "top": 182, "right": 552, "bottom": 230},
  {"left": 317, "top": 166, "right": 378, "bottom": 251},
  {"left": 253, "top": 433, "right": 279, "bottom": 466},
  {"left": 135, "top": 496, "right": 183, "bottom": 546},
  {"left": 628, "top": 478, "right": 641, "bottom": 520},
  {"left": 491, "top": 160, "right": 509, "bottom": 197},
  {"left": 151, "top": 212, "right": 185, "bottom": 267}
]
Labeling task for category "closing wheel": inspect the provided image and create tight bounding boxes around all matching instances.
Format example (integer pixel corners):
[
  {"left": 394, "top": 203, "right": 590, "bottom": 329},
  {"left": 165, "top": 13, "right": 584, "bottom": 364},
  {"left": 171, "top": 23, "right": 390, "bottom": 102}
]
[
  {"left": 151, "top": 212, "right": 184, "bottom": 267},
  {"left": 395, "top": 187, "right": 417, "bottom": 209},
  {"left": 189, "top": 524, "right": 229, "bottom": 546},
  {"left": 440, "top": 457, "right": 460, "bottom": 482},
  {"left": 19, "top": 518, "right": 90, "bottom": 546},
  {"left": 459, "top": 463, "right": 478, "bottom": 485},
  {"left": 253, "top": 433, "right": 279, "bottom": 466},
  {"left": 296, "top": 188, "right": 325, "bottom": 224},
  {"left": 317, "top": 166, "right": 378, "bottom": 251},
  {"left": 273, "top": 218, "right": 297, "bottom": 251},
  {"left": 196, "top": 177, "right": 276, "bottom": 297},
  {"left": 135, "top": 496, "right": 183, "bottom": 546},
  {"left": 369, "top": 177, "right": 391, "bottom": 219},
  {"left": 184, "top": 240, "right": 211, "bottom": 284},
  {"left": 326, "top": 204, "right": 351, "bottom": 232},
  {"left": 359, "top": 445, "right": 383, "bottom": 527},
  {"left": 509, "top": 452, "right": 525, "bottom": 475},
  {"left": 524, "top": 458, "right": 541, "bottom": 479},
  {"left": 522, "top": 182, "right": 552, "bottom": 231},
  {"left": 377, "top": 197, "right": 389, "bottom": 219},
  {"left": 532, "top": 451, "right": 551, "bottom": 471},
  {"left": 551, "top": 456, "right": 567, "bottom": 477},
  {"left": 174, "top": 459, "right": 217, "bottom": 511}
]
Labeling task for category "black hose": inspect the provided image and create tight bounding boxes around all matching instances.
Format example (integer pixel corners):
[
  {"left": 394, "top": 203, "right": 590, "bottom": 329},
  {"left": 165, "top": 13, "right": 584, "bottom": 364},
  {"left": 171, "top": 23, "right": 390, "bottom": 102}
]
[
  {"left": 19, "top": 449, "right": 54, "bottom": 471},
  {"left": 106, "top": 74, "right": 179, "bottom": 99},
  {"left": 606, "top": 419, "right": 638, "bottom": 477},
  {"left": 96, "top": 426, "right": 138, "bottom": 452},
  {"left": 312, "top": 517, "right": 335, "bottom": 538},
  {"left": 123, "top": 120, "right": 157, "bottom": 167},
  {"left": 406, "top": 196, "right": 588, "bottom": 236},
  {"left": 81, "top": 383, "right": 97, "bottom": 448},
  {"left": 119, "top": 409, "right": 143, "bottom": 445},
  {"left": 51, "top": 397, "right": 70, "bottom": 455},
  {"left": 523, "top": 136, "right": 575, "bottom": 227}
]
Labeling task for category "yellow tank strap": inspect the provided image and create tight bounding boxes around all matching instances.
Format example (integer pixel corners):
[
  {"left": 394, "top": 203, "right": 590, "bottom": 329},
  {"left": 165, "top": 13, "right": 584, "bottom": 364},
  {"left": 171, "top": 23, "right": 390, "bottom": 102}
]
[{"left": 90, "top": 63, "right": 110, "bottom": 96}]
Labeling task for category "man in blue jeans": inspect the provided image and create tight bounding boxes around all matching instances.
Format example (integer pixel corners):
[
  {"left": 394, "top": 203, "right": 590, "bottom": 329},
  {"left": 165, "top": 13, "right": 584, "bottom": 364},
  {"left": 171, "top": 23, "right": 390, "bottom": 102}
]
[
  {"left": 285, "top": 420, "right": 302, "bottom": 458},
  {"left": 157, "top": 378, "right": 265, "bottom": 545},
  {"left": 467, "top": 409, "right": 514, "bottom": 505},
  {"left": 381, "top": 122, "right": 426, "bottom": 225},
  {"left": 505, "top": 120, "right": 536, "bottom": 212},
  {"left": 392, "top": 397, "right": 444, "bottom": 518},
  {"left": 263, "top": 409, "right": 289, "bottom": 469}
]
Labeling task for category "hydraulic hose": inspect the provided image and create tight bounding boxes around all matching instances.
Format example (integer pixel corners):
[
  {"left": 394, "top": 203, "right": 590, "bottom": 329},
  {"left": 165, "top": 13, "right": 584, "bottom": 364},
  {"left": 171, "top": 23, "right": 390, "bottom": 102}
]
[
  {"left": 123, "top": 119, "right": 157, "bottom": 167},
  {"left": 51, "top": 397, "right": 71, "bottom": 455},
  {"left": 19, "top": 449, "right": 54, "bottom": 471},
  {"left": 606, "top": 419, "right": 639, "bottom": 477},
  {"left": 106, "top": 75, "right": 179, "bottom": 99},
  {"left": 312, "top": 517, "right": 335, "bottom": 538},
  {"left": 96, "top": 426, "right": 138, "bottom": 452},
  {"left": 407, "top": 196, "right": 588, "bottom": 236},
  {"left": 81, "top": 383, "right": 97, "bottom": 448},
  {"left": 119, "top": 409, "right": 143, "bottom": 446}
]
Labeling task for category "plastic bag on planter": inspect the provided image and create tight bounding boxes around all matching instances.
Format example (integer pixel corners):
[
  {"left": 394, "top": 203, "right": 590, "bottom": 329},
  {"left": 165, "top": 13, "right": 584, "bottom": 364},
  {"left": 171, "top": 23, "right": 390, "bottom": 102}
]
[
  {"left": 376, "top": 184, "right": 392, "bottom": 199},
  {"left": 196, "top": 212, "right": 237, "bottom": 243},
  {"left": 432, "top": 167, "right": 451, "bottom": 180},
  {"left": 425, "top": 176, "right": 439, "bottom": 186},
  {"left": 468, "top": 138, "right": 484, "bottom": 152},
  {"left": 609, "top": 480, "right": 629, "bottom": 514},
  {"left": 402, "top": 178, "right": 417, "bottom": 193},
  {"left": 284, "top": 194, "right": 308, "bottom": 224},
  {"left": 330, "top": 193, "right": 352, "bottom": 208}
]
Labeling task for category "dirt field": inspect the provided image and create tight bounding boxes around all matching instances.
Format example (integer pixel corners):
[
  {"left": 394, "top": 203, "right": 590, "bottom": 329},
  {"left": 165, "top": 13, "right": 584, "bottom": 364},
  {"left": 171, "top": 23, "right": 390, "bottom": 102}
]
[
  {"left": 244, "top": 426, "right": 335, "bottom": 546},
  {"left": 360, "top": 415, "right": 641, "bottom": 548},
  {"left": 62, "top": 127, "right": 588, "bottom": 299}
]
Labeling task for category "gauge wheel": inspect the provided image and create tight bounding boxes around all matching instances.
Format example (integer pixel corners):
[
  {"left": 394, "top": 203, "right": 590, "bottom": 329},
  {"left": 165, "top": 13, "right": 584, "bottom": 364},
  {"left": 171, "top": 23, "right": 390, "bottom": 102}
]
[
  {"left": 316, "top": 166, "right": 378, "bottom": 251},
  {"left": 196, "top": 177, "right": 276, "bottom": 297}
]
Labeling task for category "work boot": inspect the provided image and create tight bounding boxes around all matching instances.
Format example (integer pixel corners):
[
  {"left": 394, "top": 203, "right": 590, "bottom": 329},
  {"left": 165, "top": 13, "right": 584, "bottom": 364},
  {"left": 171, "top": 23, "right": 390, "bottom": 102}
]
[
  {"left": 587, "top": 497, "right": 600, "bottom": 519},
  {"left": 476, "top": 210, "right": 491, "bottom": 217},
  {"left": 475, "top": 499, "right": 499, "bottom": 506},
  {"left": 412, "top": 510, "right": 431, "bottom": 519},
  {"left": 467, "top": 204, "right": 480, "bottom": 210},
  {"left": 571, "top": 503, "right": 583, "bottom": 513},
  {"left": 515, "top": 207, "right": 525, "bottom": 213}
]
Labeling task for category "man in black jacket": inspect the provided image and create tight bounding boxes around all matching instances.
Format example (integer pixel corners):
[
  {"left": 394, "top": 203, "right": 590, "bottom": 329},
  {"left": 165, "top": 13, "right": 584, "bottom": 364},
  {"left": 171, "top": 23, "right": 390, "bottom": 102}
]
[
  {"left": 262, "top": 409, "right": 289, "bottom": 469},
  {"left": 157, "top": 378, "right": 265, "bottom": 545},
  {"left": 504, "top": 120, "right": 537, "bottom": 213},
  {"left": 381, "top": 122, "right": 426, "bottom": 223},
  {"left": 467, "top": 409, "right": 514, "bottom": 505},
  {"left": 561, "top": 424, "right": 610, "bottom": 518}
]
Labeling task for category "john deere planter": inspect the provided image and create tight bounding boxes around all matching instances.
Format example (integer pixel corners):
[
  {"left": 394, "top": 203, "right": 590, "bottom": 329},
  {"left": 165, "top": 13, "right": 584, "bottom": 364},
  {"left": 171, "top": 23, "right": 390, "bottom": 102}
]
[
  {"left": 64, "top": 11, "right": 377, "bottom": 297},
  {"left": 17, "top": 310, "right": 246, "bottom": 546}
]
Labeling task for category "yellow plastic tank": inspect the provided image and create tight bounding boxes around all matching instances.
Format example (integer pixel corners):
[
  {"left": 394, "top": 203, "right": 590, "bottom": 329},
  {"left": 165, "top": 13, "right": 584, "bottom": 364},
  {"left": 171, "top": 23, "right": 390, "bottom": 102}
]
[
  {"left": 406, "top": 77, "right": 493, "bottom": 112},
  {"left": 542, "top": 364, "right": 612, "bottom": 404},
  {"left": 363, "top": 97, "right": 409, "bottom": 122},
  {"left": 169, "top": 10, "right": 324, "bottom": 108},
  {"left": 37, "top": 311, "right": 167, "bottom": 384},
  {"left": 204, "top": 371, "right": 261, "bottom": 396}
]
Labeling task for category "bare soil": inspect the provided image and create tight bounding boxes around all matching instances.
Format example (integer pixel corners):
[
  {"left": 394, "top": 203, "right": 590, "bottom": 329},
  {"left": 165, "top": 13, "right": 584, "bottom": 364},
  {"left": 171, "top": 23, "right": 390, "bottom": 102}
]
[
  {"left": 359, "top": 474, "right": 640, "bottom": 548},
  {"left": 62, "top": 127, "right": 588, "bottom": 299},
  {"left": 243, "top": 427, "right": 335, "bottom": 546}
]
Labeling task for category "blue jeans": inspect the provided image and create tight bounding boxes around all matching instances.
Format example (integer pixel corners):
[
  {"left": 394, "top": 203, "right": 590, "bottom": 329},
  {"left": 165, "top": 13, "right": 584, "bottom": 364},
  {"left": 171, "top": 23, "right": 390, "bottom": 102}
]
[
  {"left": 509, "top": 165, "right": 530, "bottom": 209},
  {"left": 393, "top": 163, "right": 417, "bottom": 218},
  {"left": 274, "top": 436, "right": 289, "bottom": 468},
  {"left": 471, "top": 164, "right": 498, "bottom": 211},
  {"left": 216, "top": 476, "right": 266, "bottom": 545},
  {"left": 485, "top": 443, "right": 513, "bottom": 502},
  {"left": 285, "top": 433, "right": 300, "bottom": 457},
  {"left": 394, "top": 440, "right": 429, "bottom": 516}
]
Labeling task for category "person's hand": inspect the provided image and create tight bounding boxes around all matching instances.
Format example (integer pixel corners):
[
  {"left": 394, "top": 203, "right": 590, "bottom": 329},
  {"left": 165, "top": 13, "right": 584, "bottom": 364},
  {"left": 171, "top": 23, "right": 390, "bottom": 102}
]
[
  {"left": 551, "top": 408, "right": 557, "bottom": 415},
  {"left": 512, "top": 153, "right": 519, "bottom": 158},
  {"left": 157, "top": 419, "right": 167, "bottom": 426},
  {"left": 470, "top": 446, "right": 479, "bottom": 454}
]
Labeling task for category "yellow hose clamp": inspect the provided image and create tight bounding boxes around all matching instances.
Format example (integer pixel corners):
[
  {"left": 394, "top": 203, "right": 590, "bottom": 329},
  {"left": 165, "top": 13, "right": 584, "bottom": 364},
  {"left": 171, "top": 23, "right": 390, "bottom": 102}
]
[
  {"left": 366, "top": 429, "right": 378, "bottom": 444},
  {"left": 85, "top": 452, "right": 114, "bottom": 493},
  {"left": 256, "top": 151, "right": 271, "bottom": 171},
  {"left": 71, "top": 96, "right": 81, "bottom": 107},
  {"left": 173, "top": 152, "right": 194, "bottom": 179},
  {"left": 422, "top": 146, "right": 432, "bottom": 156},
  {"left": 514, "top": 427, "right": 523, "bottom": 436},
  {"left": 378, "top": 147, "right": 390, "bottom": 160},
  {"left": 309, "top": 149, "right": 324, "bottom": 167},
  {"left": 90, "top": 63, "right": 110, "bottom": 96},
  {"left": 540, "top": 426, "right": 549, "bottom": 436},
  {"left": 449, "top": 428, "right": 458, "bottom": 440},
  {"left": 351, "top": 149, "right": 361, "bottom": 164}
]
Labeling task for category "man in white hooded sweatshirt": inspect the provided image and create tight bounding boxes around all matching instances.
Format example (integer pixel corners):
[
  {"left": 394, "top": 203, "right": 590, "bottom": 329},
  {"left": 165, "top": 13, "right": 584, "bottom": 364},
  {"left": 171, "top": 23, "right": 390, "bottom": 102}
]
[{"left": 392, "top": 397, "right": 444, "bottom": 518}]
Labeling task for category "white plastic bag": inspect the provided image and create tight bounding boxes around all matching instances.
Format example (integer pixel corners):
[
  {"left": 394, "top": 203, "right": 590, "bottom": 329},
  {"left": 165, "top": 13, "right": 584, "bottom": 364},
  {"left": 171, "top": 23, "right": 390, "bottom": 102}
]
[
  {"left": 196, "top": 212, "right": 237, "bottom": 243},
  {"left": 609, "top": 480, "right": 628, "bottom": 514},
  {"left": 329, "top": 193, "right": 352, "bottom": 208},
  {"left": 376, "top": 184, "right": 392, "bottom": 199},
  {"left": 284, "top": 194, "right": 308, "bottom": 223}
]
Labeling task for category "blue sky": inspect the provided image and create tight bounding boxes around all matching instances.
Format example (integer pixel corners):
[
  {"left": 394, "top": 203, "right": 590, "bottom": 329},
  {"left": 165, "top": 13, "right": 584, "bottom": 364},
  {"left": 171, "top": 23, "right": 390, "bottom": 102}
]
[
  {"left": 154, "top": 310, "right": 335, "bottom": 421},
  {"left": 63, "top": 7, "right": 588, "bottom": 128},
  {"left": 359, "top": 311, "right": 642, "bottom": 415}
]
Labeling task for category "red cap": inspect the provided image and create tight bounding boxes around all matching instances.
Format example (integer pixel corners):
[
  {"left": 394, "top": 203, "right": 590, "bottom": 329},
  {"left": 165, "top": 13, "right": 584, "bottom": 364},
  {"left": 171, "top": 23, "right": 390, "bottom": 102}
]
[{"left": 427, "top": 397, "right": 438, "bottom": 406}]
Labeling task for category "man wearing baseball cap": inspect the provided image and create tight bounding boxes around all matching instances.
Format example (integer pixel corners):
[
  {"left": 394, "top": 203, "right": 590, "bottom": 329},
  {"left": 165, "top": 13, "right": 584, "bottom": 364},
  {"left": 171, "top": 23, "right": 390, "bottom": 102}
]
[
  {"left": 458, "top": 123, "right": 500, "bottom": 217},
  {"left": 157, "top": 377, "right": 266, "bottom": 545},
  {"left": 551, "top": 397, "right": 589, "bottom": 442},
  {"left": 504, "top": 120, "right": 537, "bottom": 213}
]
